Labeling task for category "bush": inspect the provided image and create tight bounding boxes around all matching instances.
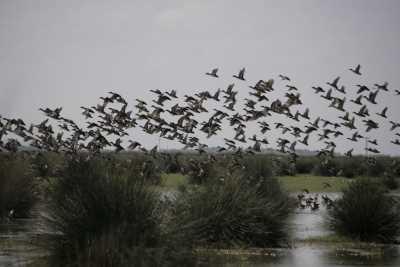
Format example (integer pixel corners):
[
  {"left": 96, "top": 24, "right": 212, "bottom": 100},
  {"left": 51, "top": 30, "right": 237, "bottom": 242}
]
[
  {"left": 295, "top": 156, "right": 317, "bottom": 174},
  {"left": 328, "top": 178, "right": 400, "bottom": 243},
  {"left": 168, "top": 175, "right": 294, "bottom": 248},
  {"left": 364, "top": 157, "right": 389, "bottom": 177},
  {"left": 0, "top": 154, "right": 37, "bottom": 219},
  {"left": 383, "top": 174, "right": 399, "bottom": 190},
  {"left": 47, "top": 156, "right": 165, "bottom": 266}
]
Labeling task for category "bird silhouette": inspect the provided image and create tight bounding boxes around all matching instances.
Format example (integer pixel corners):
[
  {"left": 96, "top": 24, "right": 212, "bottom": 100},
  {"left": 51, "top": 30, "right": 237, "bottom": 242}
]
[
  {"left": 206, "top": 68, "right": 219, "bottom": 78},
  {"left": 233, "top": 68, "right": 246, "bottom": 80},
  {"left": 312, "top": 86, "right": 325, "bottom": 94},
  {"left": 375, "top": 81, "right": 389, "bottom": 91},
  {"left": 327, "top": 77, "right": 340, "bottom": 89},
  {"left": 349, "top": 64, "right": 362, "bottom": 75},
  {"left": 279, "top": 74, "right": 291, "bottom": 81},
  {"left": 376, "top": 107, "right": 388, "bottom": 118}
]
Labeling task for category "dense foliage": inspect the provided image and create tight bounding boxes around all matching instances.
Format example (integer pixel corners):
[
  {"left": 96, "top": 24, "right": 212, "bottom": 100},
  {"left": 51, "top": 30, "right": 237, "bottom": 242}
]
[
  {"left": 0, "top": 154, "right": 37, "bottom": 219},
  {"left": 47, "top": 156, "right": 165, "bottom": 266},
  {"left": 328, "top": 178, "right": 400, "bottom": 243},
  {"left": 168, "top": 175, "right": 294, "bottom": 248}
]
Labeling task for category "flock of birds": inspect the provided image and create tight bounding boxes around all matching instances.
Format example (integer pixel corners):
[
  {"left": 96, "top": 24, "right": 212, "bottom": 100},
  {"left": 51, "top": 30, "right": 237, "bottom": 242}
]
[
  {"left": 0, "top": 65, "right": 399, "bottom": 176},
  {"left": 297, "top": 185, "right": 335, "bottom": 211}
]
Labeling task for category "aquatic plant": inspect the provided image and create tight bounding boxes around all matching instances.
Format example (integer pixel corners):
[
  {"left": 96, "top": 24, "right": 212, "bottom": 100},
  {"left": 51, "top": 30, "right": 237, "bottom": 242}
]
[
  {"left": 328, "top": 177, "right": 400, "bottom": 243},
  {"left": 46, "top": 156, "right": 165, "bottom": 266},
  {"left": 168, "top": 175, "right": 294, "bottom": 248}
]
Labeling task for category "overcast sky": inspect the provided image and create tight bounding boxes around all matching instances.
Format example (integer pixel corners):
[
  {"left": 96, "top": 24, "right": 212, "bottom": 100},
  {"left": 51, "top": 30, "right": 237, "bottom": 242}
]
[{"left": 1, "top": 0, "right": 399, "bottom": 155}]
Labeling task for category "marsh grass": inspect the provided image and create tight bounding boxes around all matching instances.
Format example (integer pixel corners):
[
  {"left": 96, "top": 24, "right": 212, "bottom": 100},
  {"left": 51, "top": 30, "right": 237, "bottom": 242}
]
[
  {"left": 46, "top": 156, "right": 168, "bottom": 266},
  {"left": 168, "top": 175, "right": 294, "bottom": 248},
  {"left": 328, "top": 178, "right": 400, "bottom": 243}
]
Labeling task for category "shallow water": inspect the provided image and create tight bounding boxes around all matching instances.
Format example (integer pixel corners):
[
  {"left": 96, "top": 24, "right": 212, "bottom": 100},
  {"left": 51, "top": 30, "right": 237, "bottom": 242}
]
[
  {"left": 201, "top": 246, "right": 400, "bottom": 267},
  {"left": 291, "top": 192, "right": 339, "bottom": 240},
  {"left": 0, "top": 207, "right": 47, "bottom": 266},
  {"left": 1, "top": 193, "right": 400, "bottom": 266}
]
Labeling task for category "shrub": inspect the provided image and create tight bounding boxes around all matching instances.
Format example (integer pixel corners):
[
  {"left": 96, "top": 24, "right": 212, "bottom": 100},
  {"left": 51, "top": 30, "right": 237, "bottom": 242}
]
[
  {"left": 168, "top": 175, "right": 294, "bottom": 248},
  {"left": 47, "top": 156, "right": 164, "bottom": 266},
  {"left": 313, "top": 158, "right": 338, "bottom": 176},
  {"left": 0, "top": 154, "right": 37, "bottom": 219},
  {"left": 364, "top": 157, "right": 389, "bottom": 177},
  {"left": 383, "top": 174, "right": 399, "bottom": 190},
  {"left": 295, "top": 156, "right": 317, "bottom": 174},
  {"left": 328, "top": 178, "right": 400, "bottom": 243}
]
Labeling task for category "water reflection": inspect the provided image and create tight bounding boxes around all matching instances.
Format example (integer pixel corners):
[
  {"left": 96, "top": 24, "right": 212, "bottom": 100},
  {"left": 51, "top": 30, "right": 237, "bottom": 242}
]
[{"left": 201, "top": 246, "right": 400, "bottom": 267}]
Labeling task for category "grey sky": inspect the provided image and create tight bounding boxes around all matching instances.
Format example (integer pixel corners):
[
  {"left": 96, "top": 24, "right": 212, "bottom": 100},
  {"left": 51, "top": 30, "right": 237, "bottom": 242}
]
[{"left": 1, "top": 0, "right": 400, "bottom": 154}]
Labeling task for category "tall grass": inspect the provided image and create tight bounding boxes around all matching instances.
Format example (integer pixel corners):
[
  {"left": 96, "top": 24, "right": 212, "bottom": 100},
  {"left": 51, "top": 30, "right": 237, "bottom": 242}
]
[
  {"left": 168, "top": 175, "right": 294, "bottom": 248},
  {"left": 328, "top": 178, "right": 400, "bottom": 243},
  {"left": 46, "top": 156, "right": 165, "bottom": 266},
  {"left": 0, "top": 154, "right": 37, "bottom": 219}
]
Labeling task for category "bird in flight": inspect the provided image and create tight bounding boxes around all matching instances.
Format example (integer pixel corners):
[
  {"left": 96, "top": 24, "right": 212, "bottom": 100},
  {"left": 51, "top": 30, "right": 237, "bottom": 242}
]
[
  {"left": 279, "top": 74, "right": 291, "bottom": 81},
  {"left": 349, "top": 64, "right": 361, "bottom": 75},
  {"left": 327, "top": 77, "right": 340, "bottom": 90},
  {"left": 233, "top": 68, "right": 246, "bottom": 80},
  {"left": 206, "top": 68, "right": 219, "bottom": 78}
]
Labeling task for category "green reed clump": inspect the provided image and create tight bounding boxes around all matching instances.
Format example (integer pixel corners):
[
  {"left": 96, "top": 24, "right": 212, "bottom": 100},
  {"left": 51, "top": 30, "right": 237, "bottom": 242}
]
[
  {"left": 328, "top": 178, "right": 400, "bottom": 243},
  {"left": 46, "top": 156, "right": 166, "bottom": 266},
  {"left": 0, "top": 154, "right": 37, "bottom": 219},
  {"left": 168, "top": 174, "right": 294, "bottom": 248}
]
